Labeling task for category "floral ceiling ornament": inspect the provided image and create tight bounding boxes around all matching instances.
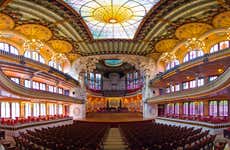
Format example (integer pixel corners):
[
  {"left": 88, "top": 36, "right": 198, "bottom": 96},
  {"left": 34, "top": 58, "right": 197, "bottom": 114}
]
[
  {"left": 185, "top": 37, "right": 205, "bottom": 50},
  {"left": 73, "top": 54, "right": 156, "bottom": 79},
  {"left": 160, "top": 52, "right": 176, "bottom": 62},
  {"left": 23, "top": 39, "right": 44, "bottom": 52},
  {"left": 51, "top": 53, "right": 68, "bottom": 64}
]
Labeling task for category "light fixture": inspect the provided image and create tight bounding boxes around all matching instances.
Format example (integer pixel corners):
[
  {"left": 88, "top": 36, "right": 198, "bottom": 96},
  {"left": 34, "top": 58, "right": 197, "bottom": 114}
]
[
  {"left": 109, "top": 18, "right": 117, "bottom": 24},
  {"left": 227, "top": 27, "right": 230, "bottom": 40},
  {"left": 23, "top": 39, "right": 44, "bottom": 52},
  {"left": 185, "top": 37, "right": 205, "bottom": 50},
  {"left": 51, "top": 53, "right": 67, "bottom": 64},
  {"left": 218, "top": 68, "right": 224, "bottom": 73}
]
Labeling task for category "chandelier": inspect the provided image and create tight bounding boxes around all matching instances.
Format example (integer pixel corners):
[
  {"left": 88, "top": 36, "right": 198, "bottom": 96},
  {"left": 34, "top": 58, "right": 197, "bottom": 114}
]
[
  {"left": 185, "top": 38, "right": 205, "bottom": 50},
  {"left": 23, "top": 39, "right": 44, "bottom": 52}
]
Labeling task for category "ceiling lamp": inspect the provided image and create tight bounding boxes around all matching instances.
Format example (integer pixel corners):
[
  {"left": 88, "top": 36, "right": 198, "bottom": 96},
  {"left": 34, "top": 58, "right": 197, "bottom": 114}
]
[
  {"left": 227, "top": 27, "right": 230, "bottom": 40},
  {"left": 23, "top": 39, "right": 44, "bottom": 52},
  {"left": 185, "top": 38, "right": 205, "bottom": 50},
  {"left": 51, "top": 53, "right": 67, "bottom": 64}
]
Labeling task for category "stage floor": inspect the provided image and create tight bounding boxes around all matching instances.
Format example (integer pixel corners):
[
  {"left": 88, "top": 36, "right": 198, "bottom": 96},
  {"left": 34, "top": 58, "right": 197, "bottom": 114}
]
[{"left": 83, "top": 112, "right": 147, "bottom": 122}]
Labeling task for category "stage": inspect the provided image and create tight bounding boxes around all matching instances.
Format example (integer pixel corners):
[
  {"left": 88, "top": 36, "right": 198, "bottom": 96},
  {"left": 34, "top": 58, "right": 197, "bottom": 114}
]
[{"left": 78, "top": 112, "right": 153, "bottom": 124}]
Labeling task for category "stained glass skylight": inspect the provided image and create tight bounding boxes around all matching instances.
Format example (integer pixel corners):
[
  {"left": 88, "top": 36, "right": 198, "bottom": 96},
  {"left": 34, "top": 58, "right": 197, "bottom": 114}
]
[
  {"left": 104, "top": 59, "right": 123, "bottom": 67},
  {"left": 64, "top": 0, "right": 160, "bottom": 39}
]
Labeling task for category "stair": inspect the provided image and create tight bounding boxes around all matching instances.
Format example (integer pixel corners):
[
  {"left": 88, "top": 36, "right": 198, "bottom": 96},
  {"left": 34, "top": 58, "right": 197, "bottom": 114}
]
[{"left": 103, "top": 128, "right": 128, "bottom": 150}]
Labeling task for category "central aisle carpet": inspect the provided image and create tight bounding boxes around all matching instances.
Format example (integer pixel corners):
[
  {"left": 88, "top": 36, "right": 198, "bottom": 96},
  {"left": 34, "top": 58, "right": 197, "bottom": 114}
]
[{"left": 103, "top": 128, "right": 128, "bottom": 150}]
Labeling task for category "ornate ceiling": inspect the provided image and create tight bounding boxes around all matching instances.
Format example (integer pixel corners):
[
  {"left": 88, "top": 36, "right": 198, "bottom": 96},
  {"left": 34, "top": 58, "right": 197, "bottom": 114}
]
[
  {"left": 0, "top": 0, "right": 229, "bottom": 60},
  {"left": 64, "top": 0, "right": 160, "bottom": 39}
]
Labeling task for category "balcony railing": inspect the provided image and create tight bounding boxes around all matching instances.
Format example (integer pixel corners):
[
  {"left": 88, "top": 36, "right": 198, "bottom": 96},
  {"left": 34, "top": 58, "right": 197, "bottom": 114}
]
[
  {"left": 0, "top": 50, "right": 79, "bottom": 85},
  {"left": 147, "top": 67, "right": 230, "bottom": 103},
  {"left": 151, "top": 48, "right": 230, "bottom": 83},
  {"left": 0, "top": 68, "right": 84, "bottom": 103}
]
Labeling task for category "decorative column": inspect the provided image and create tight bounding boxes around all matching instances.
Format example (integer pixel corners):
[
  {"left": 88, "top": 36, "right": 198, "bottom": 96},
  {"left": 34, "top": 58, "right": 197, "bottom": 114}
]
[
  {"left": 179, "top": 102, "right": 183, "bottom": 115},
  {"left": 203, "top": 100, "right": 209, "bottom": 116},
  {"left": 143, "top": 76, "right": 157, "bottom": 119},
  {"left": 20, "top": 102, "right": 25, "bottom": 118},
  {"left": 20, "top": 78, "right": 25, "bottom": 87}
]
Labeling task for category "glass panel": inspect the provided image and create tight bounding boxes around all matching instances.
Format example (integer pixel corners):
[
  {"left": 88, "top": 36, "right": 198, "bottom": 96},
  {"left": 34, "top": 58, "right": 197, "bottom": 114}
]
[
  {"left": 11, "top": 102, "right": 20, "bottom": 119},
  {"left": 219, "top": 100, "right": 228, "bottom": 116},
  {"left": 40, "top": 103, "right": 46, "bottom": 116},
  {"left": 24, "top": 80, "right": 31, "bottom": 88},
  {"left": 197, "top": 78, "right": 204, "bottom": 87},
  {"left": 175, "top": 103, "right": 179, "bottom": 115},
  {"left": 33, "top": 103, "right": 40, "bottom": 117},
  {"left": 25, "top": 103, "right": 31, "bottom": 118},
  {"left": 183, "top": 102, "right": 189, "bottom": 115},
  {"left": 190, "top": 80, "right": 196, "bottom": 88},
  {"left": 10, "top": 77, "right": 20, "bottom": 84},
  {"left": 58, "top": 104, "right": 63, "bottom": 115},
  {"left": 209, "top": 101, "right": 218, "bottom": 116},
  {"left": 1, "top": 102, "right": 10, "bottom": 118},
  {"left": 64, "top": 0, "right": 160, "bottom": 39},
  {"left": 220, "top": 41, "right": 229, "bottom": 50}
]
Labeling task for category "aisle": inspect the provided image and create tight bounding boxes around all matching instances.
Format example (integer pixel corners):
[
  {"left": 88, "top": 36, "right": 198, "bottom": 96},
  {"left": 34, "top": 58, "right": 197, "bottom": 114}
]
[{"left": 103, "top": 128, "right": 128, "bottom": 150}]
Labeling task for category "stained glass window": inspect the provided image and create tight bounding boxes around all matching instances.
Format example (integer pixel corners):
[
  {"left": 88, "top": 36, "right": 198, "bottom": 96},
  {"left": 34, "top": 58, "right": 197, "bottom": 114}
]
[
  {"left": 64, "top": 0, "right": 160, "bottom": 39},
  {"left": 183, "top": 102, "right": 189, "bottom": 115},
  {"left": 24, "top": 51, "right": 45, "bottom": 64},
  {"left": 49, "top": 61, "right": 63, "bottom": 71},
  {"left": 10, "top": 77, "right": 20, "bottom": 84},
  {"left": 40, "top": 103, "right": 46, "bottom": 116},
  {"left": 183, "top": 50, "right": 204, "bottom": 63},
  {"left": 209, "top": 101, "right": 218, "bottom": 116},
  {"left": 219, "top": 100, "right": 228, "bottom": 116},
  {"left": 0, "top": 42, "right": 18, "bottom": 55},
  {"left": 33, "top": 103, "right": 40, "bottom": 117},
  {"left": 1, "top": 102, "right": 10, "bottom": 118},
  {"left": 189, "top": 102, "right": 195, "bottom": 115},
  {"left": 25, "top": 103, "right": 31, "bottom": 118},
  {"left": 166, "top": 103, "right": 174, "bottom": 114},
  {"left": 210, "top": 41, "right": 230, "bottom": 53},
  {"left": 12, "top": 102, "right": 20, "bottom": 119},
  {"left": 175, "top": 103, "right": 179, "bottom": 115}
]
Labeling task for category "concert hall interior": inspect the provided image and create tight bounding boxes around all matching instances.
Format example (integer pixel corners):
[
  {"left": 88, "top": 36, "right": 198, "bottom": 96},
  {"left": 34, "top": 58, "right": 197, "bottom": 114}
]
[{"left": 0, "top": 0, "right": 229, "bottom": 150}]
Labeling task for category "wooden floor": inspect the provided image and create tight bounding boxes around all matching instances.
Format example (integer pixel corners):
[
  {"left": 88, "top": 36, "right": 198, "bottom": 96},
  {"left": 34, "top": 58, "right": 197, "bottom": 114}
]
[{"left": 83, "top": 112, "right": 147, "bottom": 122}]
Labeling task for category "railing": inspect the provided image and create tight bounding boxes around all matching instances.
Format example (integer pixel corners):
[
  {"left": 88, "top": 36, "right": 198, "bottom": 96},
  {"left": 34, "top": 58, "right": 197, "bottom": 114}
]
[
  {"left": 0, "top": 68, "right": 84, "bottom": 103},
  {"left": 151, "top": 48, "right": 230, "bottom": 83},
  {"left": 0, "top": 50, "right": 79, "bottom": 85},
  {"left": 147, "top": 67, "right": 230, "bottom": 103}
]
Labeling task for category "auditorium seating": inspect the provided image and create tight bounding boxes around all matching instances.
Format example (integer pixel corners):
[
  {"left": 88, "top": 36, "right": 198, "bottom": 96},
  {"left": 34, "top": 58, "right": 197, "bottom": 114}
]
[
  {"left": 162, "top": 114, "right": 230, "bottom": 124},
  {"left": 0, "top": 115, "right": 69, "bottom": 126},
  {"left": 14, "top": 122, "right": 109, "bottom": 150},
  {"left": 120, "top": 123, "right": 216, "bottom": 150}
]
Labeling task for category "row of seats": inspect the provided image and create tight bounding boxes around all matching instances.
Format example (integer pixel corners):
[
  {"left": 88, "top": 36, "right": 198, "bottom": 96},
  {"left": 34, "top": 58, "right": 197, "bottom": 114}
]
[
  {"left": 120, "top": 122, "right": 216, "bottom": 150},
  {"left": 1, "top": 115, "right": 69, "bottom": 126},
  {"left": 163, "top": 114, "right": 229, "bottom": 123},
  {"left": 14, "top": 122, "right": 109, "bottom": 150}
]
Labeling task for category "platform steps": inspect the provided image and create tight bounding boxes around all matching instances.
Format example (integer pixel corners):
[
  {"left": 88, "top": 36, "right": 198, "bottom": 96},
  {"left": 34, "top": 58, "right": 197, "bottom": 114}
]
[{"left": 103, "top": 128, "right": 128, "bottom": 150}]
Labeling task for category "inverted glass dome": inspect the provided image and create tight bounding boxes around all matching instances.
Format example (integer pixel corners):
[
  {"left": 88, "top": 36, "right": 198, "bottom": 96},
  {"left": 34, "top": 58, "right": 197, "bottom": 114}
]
[
  {"left": 104, "top": 59, "right": 123, "bottom": 67},
  {"left": 64, "top": 0, "right": 160, "bottom": 39}
]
